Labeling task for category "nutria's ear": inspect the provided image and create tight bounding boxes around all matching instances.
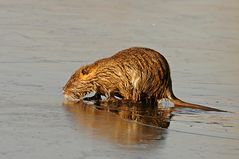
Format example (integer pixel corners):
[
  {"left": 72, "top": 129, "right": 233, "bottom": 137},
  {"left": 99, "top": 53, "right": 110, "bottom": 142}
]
[
  {"left": 81, "top": 68, "right": 89, "bottom": 75},
  {"left": 81, "top": 65, "right": 92, "bottom": 75}
]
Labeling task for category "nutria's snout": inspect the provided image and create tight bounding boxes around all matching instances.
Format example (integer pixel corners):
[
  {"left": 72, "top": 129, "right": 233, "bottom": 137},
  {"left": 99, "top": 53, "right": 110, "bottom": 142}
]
[
  {"left": 62, "top": 89, "right": 77, "bottom": 102},
  {"left": 63, "top": 76, "right": 98, "bottom": 102}
]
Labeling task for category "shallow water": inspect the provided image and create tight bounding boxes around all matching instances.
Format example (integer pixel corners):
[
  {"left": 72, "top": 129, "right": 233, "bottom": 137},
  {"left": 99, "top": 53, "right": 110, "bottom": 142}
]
[{"left": 0, "top": 0, "right": 239, "bottom": 159}]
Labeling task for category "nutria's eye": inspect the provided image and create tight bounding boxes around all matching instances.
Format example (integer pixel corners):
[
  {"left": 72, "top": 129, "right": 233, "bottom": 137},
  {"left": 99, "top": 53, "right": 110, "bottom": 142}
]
[{"left": 82, "top": 69, "right": 88, "bottom": 75}]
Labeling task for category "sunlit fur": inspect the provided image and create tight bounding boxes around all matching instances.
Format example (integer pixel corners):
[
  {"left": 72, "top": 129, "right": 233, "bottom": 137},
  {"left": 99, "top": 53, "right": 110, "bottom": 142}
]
[
  {"left": 63, "top": 47, "right": 174, "bottom": 102},
  {"left": 63, "top": 47, "right": 225, "bottom": 112}
]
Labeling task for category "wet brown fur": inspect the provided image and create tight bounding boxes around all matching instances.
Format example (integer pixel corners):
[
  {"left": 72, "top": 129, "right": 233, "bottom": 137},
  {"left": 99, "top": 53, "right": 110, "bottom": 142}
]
[{"left": 63, "top": 47, "right": 224, "bottom": 111}]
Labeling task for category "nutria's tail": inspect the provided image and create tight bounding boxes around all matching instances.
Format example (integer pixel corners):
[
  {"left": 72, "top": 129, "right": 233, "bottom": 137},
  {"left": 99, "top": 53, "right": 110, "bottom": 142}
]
[
  {"left": 171, "top": 96, "right": 226, "bottom": 112},
  {"left": 166, "top": 86, "right": 226, "bottom": 112}
]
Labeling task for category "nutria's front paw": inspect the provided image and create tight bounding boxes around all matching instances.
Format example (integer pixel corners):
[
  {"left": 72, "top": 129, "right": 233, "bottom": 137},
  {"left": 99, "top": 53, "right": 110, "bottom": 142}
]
[{"left": 83, "top": 92, "right": 102, "bottom": 101}]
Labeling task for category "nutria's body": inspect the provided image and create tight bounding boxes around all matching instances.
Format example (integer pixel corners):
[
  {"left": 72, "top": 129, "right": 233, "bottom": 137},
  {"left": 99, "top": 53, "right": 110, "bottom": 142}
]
[{"left": 63, "top": 47, "right": 223, "bottom": 111}]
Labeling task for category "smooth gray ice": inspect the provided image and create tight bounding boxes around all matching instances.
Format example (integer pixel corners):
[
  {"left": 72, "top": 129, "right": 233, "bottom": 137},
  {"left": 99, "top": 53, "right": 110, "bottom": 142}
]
[{"left": 0, "top": 0, "right": 239, "bottom": 159}]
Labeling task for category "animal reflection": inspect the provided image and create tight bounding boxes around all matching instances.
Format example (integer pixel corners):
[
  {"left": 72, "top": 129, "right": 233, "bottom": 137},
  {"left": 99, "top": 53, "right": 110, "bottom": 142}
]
[{"left": 63, "top": 101, "right": 173, "bottom": 145}]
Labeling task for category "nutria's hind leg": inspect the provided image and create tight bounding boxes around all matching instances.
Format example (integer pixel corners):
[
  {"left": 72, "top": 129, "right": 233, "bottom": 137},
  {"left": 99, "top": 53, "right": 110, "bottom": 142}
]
[
  {"left": 140, "top": 93, "right": 157, "bottom": 105},
  {"left": 83, "top": 92, "right": 102, "bottom": 101}
]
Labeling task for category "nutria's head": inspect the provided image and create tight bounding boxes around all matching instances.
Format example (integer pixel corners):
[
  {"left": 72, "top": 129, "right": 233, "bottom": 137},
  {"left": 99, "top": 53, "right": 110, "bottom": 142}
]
[{"left": 63, "top": 65, "right": 98, "bottom": 102}]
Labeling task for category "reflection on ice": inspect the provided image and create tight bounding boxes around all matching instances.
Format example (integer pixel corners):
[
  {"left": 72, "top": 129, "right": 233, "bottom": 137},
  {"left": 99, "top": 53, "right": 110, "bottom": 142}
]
[{"left": 63, "top": 101, "right": 173, "bottom": 144}]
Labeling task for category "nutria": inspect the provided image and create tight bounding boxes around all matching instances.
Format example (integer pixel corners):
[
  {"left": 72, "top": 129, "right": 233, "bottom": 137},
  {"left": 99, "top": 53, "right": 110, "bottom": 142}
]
[{"left": 63, "top": 47, "right": 223, "bottom": 111}]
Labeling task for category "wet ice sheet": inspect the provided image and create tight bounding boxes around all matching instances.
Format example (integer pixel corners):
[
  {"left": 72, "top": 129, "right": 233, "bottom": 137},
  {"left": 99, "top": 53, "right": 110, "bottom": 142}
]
[{"left": 0, "top": 0, "right": 239, "bottom": 159}]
